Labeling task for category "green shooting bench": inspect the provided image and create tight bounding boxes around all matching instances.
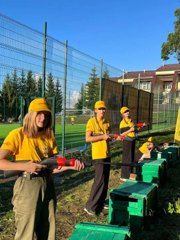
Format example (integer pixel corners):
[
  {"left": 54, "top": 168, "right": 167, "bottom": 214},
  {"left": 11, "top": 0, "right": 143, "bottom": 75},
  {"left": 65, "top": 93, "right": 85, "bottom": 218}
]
[
  {"left": 69, "top": 223, "right": 131, "bottom": 240},
  {"left": 151, "top": 146, "right": 180, "bottom": 166},
  {"left": 161, "top": 146, "right": 180, "bottom": 166},
  {"left": 136, "top": 158, "right": 167, "bottom": 186},
  {"left": 108, "top": 180, "right": 158, "bottom": 229}
]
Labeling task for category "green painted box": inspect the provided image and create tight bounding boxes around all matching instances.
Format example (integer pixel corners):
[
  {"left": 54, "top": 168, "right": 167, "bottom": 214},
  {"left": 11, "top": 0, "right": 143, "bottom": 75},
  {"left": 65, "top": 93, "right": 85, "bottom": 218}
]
[
  {"left": 151, "top": 146, "right": 180, "bottom": 166},
  {"left": 136, "top": 159, "right": 167, "bottom": 186},
  {"left": 69, "top": 223, "right": 131, "bottom": 240},
  {"left": 161, "top": 146, "right": 180, "bottom": 165},
  {"left": 108, "top": 180, "right": 158, "bottom": 229}
]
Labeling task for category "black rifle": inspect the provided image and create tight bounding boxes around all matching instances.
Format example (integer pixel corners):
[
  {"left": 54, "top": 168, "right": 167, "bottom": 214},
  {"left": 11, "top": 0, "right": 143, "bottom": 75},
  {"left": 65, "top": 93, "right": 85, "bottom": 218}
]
[
  {"left": 0, "top": 156, "right": 150, "bottom": 179},
  {"left": 0, "top": 156, "right": 76, "bottom": 179}
]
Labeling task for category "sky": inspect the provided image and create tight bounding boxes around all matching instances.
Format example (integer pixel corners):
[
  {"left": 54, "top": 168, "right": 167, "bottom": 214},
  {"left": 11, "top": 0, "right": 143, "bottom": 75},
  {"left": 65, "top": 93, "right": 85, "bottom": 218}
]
[{"left": 1, "top": 0, "right": 180, "bottom": 72}]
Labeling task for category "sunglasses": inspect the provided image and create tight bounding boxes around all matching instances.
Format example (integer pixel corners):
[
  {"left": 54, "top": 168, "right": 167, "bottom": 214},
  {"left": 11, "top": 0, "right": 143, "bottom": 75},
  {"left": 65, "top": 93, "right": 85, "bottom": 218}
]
[{"left": 98, "top": 108, "right": 106, "bottom": 110}]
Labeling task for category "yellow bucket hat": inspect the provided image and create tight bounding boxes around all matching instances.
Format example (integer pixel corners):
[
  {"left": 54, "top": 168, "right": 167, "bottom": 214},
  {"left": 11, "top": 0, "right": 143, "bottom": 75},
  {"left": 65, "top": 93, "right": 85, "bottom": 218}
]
[
  {"left": 120, "top": 106, "right": 129, "bottom": 114},
  {"left": 94, "top": 100, "right": 106, "bottom": 109},
  {"left": 28, "top": 98, "right": 51, "bottom": 113}
]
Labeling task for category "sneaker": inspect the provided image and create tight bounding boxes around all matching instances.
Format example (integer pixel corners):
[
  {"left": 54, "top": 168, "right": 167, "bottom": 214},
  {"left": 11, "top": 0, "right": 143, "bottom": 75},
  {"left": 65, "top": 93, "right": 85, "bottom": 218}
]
[
  {"left": 103, "top": 203, "right": 109, "bottom": 210},
  {"left": 84, "top": 207, "right": 96, "bottom": 215}
]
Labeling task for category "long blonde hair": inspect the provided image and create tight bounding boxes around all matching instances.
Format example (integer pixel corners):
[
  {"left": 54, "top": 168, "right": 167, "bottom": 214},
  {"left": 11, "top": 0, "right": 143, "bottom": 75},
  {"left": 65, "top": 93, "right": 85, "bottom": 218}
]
[{"left": 23, "top": 111, "right": 54, "bottom": 139}]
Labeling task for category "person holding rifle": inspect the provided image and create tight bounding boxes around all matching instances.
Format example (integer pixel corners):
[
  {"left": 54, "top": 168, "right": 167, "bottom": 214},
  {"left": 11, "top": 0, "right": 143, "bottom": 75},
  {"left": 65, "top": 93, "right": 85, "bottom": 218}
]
[
  {"left": 84, "top": 100, "right": 112, "bottom": 215},
  {"left": 119, "top": 106, "right": 145, "bottom": 181},
  {"left": 0, "top": 98, "right": 84, "bottom": 240}
]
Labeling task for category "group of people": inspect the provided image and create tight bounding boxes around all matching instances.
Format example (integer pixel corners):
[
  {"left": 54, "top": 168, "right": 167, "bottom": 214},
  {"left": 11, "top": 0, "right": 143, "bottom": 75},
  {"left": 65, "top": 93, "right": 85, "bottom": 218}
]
[{"left": 0, "top": 97, "right": 154, "bottom": 239}]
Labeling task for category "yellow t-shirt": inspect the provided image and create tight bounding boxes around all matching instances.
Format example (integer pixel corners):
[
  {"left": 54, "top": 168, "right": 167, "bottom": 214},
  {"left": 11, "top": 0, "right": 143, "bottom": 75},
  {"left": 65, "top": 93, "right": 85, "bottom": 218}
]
[
  {"left": 119, "top": 118, "right": 135, "bottom": 138},
  {"left": 139, "top": 142, "right": 149, "bottom": 154},
  {"left": 175, "top": 108, "right": 180, "bottom": 142},
  {"left": 0, "top": 127, "right": 58, "bottom": 161},
  {"left": 86, "top": 117, "right": 111, "bottom": 160}
]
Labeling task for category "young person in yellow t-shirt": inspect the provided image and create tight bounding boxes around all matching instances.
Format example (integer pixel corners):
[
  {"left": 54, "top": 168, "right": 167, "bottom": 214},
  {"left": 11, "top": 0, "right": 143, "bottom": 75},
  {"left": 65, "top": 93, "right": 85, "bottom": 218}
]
[
  {"left": 0, "top": 98, "right": 84, "bottom": 240},
  {"left": 135, "top": 137, "right": 154, "bottom": 162},
  {"left": 84, "top": 100, "right": 111, "bottom": 215},
  {"left": 119, "top": 106, "right": 136, "bottom": 181}
]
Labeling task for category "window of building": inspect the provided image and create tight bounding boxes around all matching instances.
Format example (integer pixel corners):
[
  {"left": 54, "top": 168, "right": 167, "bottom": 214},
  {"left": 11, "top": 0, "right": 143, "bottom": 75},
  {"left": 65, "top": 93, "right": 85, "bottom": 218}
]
[
  {"left": 140, "top": 82, "right": 151, "bottom": 91},
  {"left": 164, "top": 82, "right": 172, "bottom": 92}
]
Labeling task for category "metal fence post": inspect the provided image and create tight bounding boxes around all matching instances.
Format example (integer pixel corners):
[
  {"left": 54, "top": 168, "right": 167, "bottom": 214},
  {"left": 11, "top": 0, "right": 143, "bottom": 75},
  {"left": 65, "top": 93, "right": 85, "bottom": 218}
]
[
  {"left": 61, "top": 40, "right": 68, "bottom": 156},
  {"left": 99, "top": 59, "right": 103, "bottom": 100},
  {"left": 42, "top": 22, "right": 47, "bottom": 98}
]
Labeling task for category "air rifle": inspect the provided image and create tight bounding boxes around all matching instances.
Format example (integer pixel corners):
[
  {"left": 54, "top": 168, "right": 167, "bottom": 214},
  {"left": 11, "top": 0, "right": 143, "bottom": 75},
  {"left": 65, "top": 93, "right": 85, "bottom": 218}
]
[
  {"left": 0, "top": 156, "right": 76, "bottom": 179},
  {"left": 134, "top": 123, "right": 147, "bottom": 133},
  {"left": 1, "top": 155, "right": 151, "bottom": 179},
  {"left": 92, "top": 133, "right": 124, "bottom": 141}
]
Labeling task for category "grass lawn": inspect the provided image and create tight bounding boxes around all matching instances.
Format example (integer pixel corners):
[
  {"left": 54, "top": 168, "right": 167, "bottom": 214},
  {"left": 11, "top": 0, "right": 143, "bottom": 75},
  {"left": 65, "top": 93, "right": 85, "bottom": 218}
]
[
  {"left": 0, "top": 123, "right": 86, "bottom": 150},
  {"left": 0, "top": 122, "right": 175, "bottom": 151}
]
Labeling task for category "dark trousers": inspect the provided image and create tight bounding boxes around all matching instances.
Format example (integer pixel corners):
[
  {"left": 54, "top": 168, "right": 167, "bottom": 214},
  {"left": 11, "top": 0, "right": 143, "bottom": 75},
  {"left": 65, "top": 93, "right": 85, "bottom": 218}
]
[
  {"left": 86, "top": 157, "right": 111, "bottom": 213},
  {"left": 121, "top": 139, "right": 136, "bottom": 179}
]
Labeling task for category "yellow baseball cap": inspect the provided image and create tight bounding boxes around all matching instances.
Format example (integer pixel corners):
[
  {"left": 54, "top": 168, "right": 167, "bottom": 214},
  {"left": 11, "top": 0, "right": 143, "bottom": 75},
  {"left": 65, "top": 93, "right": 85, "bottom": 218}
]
[
  {"left": 28, "top": 98, "right": 51, "bottom": 113},
  {"left": 94, "top": 100, "right": 106, "bottom": 109},
  {"left": 120, "top": 106, "right": 129, "bottom": 114}
]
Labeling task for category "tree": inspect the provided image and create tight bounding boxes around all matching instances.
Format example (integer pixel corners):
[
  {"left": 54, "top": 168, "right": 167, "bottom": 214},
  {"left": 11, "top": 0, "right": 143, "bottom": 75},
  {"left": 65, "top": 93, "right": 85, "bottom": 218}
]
[
  {"left": 46, "top": 73, "right": 55, "bottom": 97},
  {"left": 26, "top": 70, "right": 36, "bottom": 96},
  {"left": 37, "top": 76, "right": 43, "bottom": 97},
  {"left": 55, "top": 79, "right": 62, "bottom": 113},
  {"left": 75, "top": 84, "right": 85, "bottom": 114},
  {"left": 18, "top": 69, "right": 27, "bottom": 97},
  {"left": 103, "top": 66, "right": 110, "bottom": 80},
  {"left": 161, "top": 8, "right": 180, "bottom": 62},
  {"left": 11, "top": 69, "right": 19, "bottom": 120},
  {"left": 1, "top": 73, "right": 14, "bottom": 118},
  {"left": 85, "top": 67, "right": 99, "bottom": 110}
]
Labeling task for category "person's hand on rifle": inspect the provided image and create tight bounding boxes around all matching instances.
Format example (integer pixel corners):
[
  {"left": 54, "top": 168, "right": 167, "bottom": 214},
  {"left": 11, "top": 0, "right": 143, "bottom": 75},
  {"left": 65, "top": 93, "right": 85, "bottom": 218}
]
[
  {"left": 103, "top": 134, "right": 112, "bottom": 141},
  {"left": 74, "top": 159, "right": 85, "bottom": 171},
  {"left": 24, "top": 161, "right": 47, "bottom": 174},
  {"left": 134, "top": 122, "right": 146, "bottom": 133},
  {"left": 53, "top": 159, "right": 84, "bottom": 173},
  {"left": 116, "top": 135, "right": 125, "bottom": 141}
]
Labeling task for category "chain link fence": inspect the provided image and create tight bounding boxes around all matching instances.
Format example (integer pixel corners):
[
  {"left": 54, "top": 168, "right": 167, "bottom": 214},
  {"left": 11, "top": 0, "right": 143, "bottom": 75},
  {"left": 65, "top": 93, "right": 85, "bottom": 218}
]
[{"left": 0, "top": 13, "right": 178, "bottom": 154}]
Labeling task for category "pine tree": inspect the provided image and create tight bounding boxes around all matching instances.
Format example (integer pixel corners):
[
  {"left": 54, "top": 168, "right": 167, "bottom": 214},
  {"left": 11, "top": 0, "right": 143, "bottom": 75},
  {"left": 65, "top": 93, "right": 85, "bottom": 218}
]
[
  {"left": 75, "top": 84, "right": 85, "bottom": 114},
  {"left": 46, "top": 73, "right": 55, "bottom": 97},
  {"left": 103, "top": 66, "right": 110, "bottom": 80},
  {"left": 85, "top": 67, "right": 99, "bottom": 110},
  {"left": 55, "top": 79, "right": 62, "bottom": 113},
  {"left": 37, "top": 76, "right": 43, "bottom": 97},
  {"left": 1, "top": 73, "right": 14, "bottom": 118},
  {"left": 11, "top": 69, "right": 19, "bottom": 120},
  {"left": 26, "top": 70, "right": 37, "bottom": 97},
  {"left": 18, "top": 69, "right": 27, "bottom": 96}
]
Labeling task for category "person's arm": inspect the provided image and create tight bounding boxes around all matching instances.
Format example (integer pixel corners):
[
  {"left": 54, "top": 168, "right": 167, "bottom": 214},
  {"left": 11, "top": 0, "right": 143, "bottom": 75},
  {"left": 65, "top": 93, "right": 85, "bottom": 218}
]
[
  {"left": 0, "top": 149, "right": 46, "bottom": 174},
  {"left": 86, "top": 131, "right": 110, "bottom": 142},
  {"left": 52, "top": 159, "right": 84, "bottom": 174},
  {"left": 120, "top": 126, "right": 135, "bottom": 137}
]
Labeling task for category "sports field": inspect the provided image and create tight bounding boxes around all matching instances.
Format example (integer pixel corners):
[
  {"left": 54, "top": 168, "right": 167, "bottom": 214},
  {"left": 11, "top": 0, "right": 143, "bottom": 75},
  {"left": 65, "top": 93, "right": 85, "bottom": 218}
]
[
  {"left": 0, "top": 122, "right": 174, "bottom": 151},
  {"left": 0, "top": 123, "right": 86, "bottom": 151}
]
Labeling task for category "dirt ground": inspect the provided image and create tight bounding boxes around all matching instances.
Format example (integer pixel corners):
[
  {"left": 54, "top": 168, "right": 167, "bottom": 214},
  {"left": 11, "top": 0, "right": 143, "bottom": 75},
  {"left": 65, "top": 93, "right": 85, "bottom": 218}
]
[{"left": 55, "top": 166, "right": 121, "bottom": 240}]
